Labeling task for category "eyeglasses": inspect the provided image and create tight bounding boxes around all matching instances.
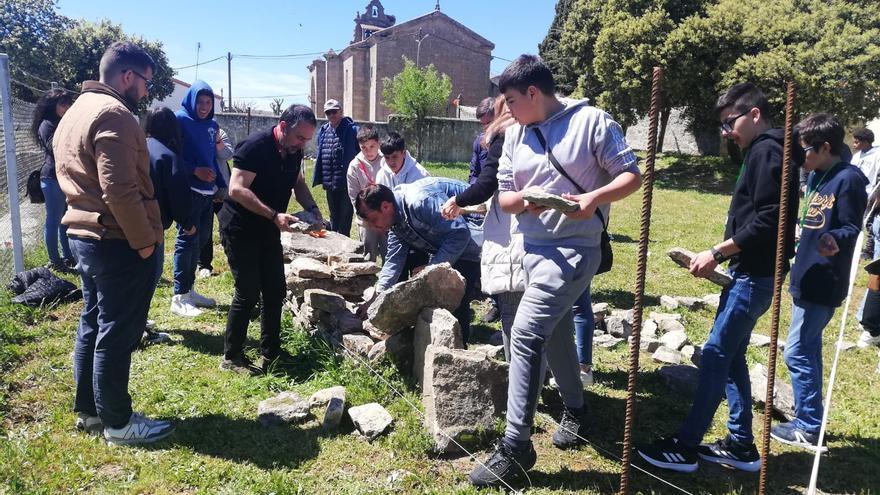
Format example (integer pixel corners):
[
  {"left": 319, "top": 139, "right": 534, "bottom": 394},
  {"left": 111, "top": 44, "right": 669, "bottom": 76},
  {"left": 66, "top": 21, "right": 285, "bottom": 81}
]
[
  {"left": 124, "top": 69, "right": 153, "bottom": 92},
  {"left": 720, "top": 111, "right": 748, "bottom": 133},
  {"left": 802, "top": 146, "right": 815, "bottom": 154},
  {"left": 325, "top": 109, "right": 339, "bottom": 116}
]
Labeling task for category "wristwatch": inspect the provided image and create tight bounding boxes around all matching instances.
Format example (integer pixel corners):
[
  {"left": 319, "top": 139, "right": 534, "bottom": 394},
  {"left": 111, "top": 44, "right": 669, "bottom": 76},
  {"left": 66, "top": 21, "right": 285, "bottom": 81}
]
[{"left": 710, "top": 247, "right": 726, "bottom": 263}]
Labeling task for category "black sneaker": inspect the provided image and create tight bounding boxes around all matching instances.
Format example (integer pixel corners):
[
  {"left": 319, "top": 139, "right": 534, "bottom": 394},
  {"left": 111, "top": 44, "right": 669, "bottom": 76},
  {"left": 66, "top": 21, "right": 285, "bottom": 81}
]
[
  {"left": 469, "top": 439, "right": 537, "bottom": 488},
  {"left": 697, "top": 435, "right": 761, "bottom": 472},
  {"left": 636, "top": 436, "right": 699, "bottom": 473},
  {"left": 259, "top": 350, "right": 295, "bottom": 373},
  {"left": 770, "top": 422, "right": 828, "bottom": 452},
  {"left": 220, "top": 354, "right": 260, "bottom": 375},
  {"left": 552, "top": 406, "right": 590, "bottom": 449}
]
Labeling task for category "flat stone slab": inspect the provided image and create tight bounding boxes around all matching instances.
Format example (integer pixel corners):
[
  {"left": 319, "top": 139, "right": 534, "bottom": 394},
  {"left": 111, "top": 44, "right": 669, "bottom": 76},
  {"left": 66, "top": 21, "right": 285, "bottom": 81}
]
[
  {"left": 703, "top": 293, "right": 721, "bottom": 309},
  {"left": 605, "top": 314, "right": 632, "bottom": 338},
  {"left": 658, "top": 318, "right": 686, "bottom": 334},
  {"left": 348, "top": 402, "right": 393, "bottom": 440},
  {"left": 257, "top": 392, "right": 310, "bottom": 426},
  {"left": 521, "top": 190, "right": 579, "bottom": 213},
  {"left": 281, "top": 230, "right": 363, "bottom": 262},
  {"left": 659, "top": 365, "right": 700, "bottom": 394},
  {"left": 413, "top": 307, "right": 464, "bottom": 385},
  {"left": 342, "top": 334, "right": 375, "bottom": 358},
  {"left": 331, "top": 262, "right": 381, "bottom": 278},
  {"left": 676, "top": 296, "right": 706, "bottom": 311},
  {"left": 667, "top": 247, "right": 733, "bottom": 287},
  {"left": 652, "top": 346, "right": 683, "bottom": 365},
  {"left": 595, "top": 333, "right": 624, "bottom": 348},
  {"left": 660, "top": 330, "right": 689, "bottom": 351},
  {"left": 287, "top": 273, "right": 376, "bottom": 300},
  {"left": 288, "top": 257, "right": 333, "bottom": 279},
  {"left": 304, "top": 289, "right": 347, "bottom": 313},
  {"left": 660, "top": 295, "right": 679, "bottom": 310}
]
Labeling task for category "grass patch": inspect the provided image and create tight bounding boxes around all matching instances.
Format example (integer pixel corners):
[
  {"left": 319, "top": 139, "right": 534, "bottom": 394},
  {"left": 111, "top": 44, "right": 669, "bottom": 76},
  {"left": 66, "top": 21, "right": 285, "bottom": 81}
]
[{"left": 0, "top": 153, "right": 877, "bottom": 494}]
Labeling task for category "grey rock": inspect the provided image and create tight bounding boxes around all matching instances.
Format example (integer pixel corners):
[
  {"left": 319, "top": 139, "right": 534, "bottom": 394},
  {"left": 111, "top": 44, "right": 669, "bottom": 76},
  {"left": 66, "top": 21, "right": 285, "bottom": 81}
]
[
  {"left": 592, "top": 302, "right": 610, "bottom": 320},
  {"left": 331, "top": 262, "right": 381, "bottom": 278},
  {"left": 649, "top": 311, "right": 682, "bottom": 322},
  {"left": 659, "top": 318, "right": 687, "bottom": 334},
  {"left": 595, "top": 333, "right": 624, "bottom": 348},
  {"left": 703, "top": 293, "right": 721, "bottom": 309},
  {"left": 368, "top": 331, "right": 415, "bottom": 368},
  {"left": 287, "top": 273, "right": 376, "bottom": 300},
  {"left": 330, "top": 309, "right": 364, "bottom": 336},
  {"left": 257, "top": 392, "right": 311, "bottom": 426},
  {"left": 611, "top": 309, "right": 635, "bottom": 324},
  {"left": 749, "top": 333, "right": 772, "bottom": 347},
  {"left": 659, "top": 365, "right": 701, "bottom": 394},
  {"left": 281, "top": 230, "right": 363, "bottom": 262},
  {"left": 309, "top": 386, "right": 346, "bottom": 409},
  {"left": 288, "top": 257, "right": 333, "bottom": 279},
  {"left": 639, "top": 337, "right": 662, "bottom": 353},
  {"left": 838, "top": 341, "right": 857, "bottom": 352},
  {"left": 749, "top": 364, "right": 795, "bottom": 420},
  {"left": 422, "top": 345, "right": 508, "bottom": 452},
  {"left": 413, "top": 307, "right": 464, "bottom": 386},
  {"left": 342, "top": 334, "right": 375, "bottom": 358},
  {"left": 322, "top": 397, "right": 345, "bottom": 430},
  {"left": 593, "top": 329, "right": 606, "bottom": 337},
  {"left": 667, "top": 247, "right": 733, "bottom": 287},
  {"left": 470, "top": 344, "right": 506, "bottom": 361},
  {"left": 367, "top": 340, "right": 386, "bottom": 361},
  {"left": 348, "top": 403, "right": 393, "bottom": 440},
  {"left": 642, "top": 319, "right": 659, "bottom": 338},
  {"left": 304, "top": 289, "right": 347, "bottom": 313},
  {"left": 676, "top": 296, "right": 706, "bottom": 311},
  {"left": 660, "top": 295, "right": 679, "bottom": 310},
  {"left": 652, "top": 346, "right": 683, "bottom": 365},
  {"left": 681, "top": 345, "right": 701, "bottom": 367},
  {"left": 605, "top": 314, "right": 632, "bottom": 339},
  {"left": 367, "top": 264, "right": 465, "bottom": 337},
  {"left": 521, "top": 190, "right": 579, "bottom": 213},
  {"left": 660, "top": 330, "right": 689, "bottom": 351}
]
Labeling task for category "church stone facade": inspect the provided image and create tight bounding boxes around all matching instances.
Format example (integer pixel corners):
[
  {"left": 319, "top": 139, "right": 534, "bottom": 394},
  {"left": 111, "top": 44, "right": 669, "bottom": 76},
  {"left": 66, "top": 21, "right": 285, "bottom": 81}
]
[{"left": 308, "top": 1, "right": 495, "bottom": 122}]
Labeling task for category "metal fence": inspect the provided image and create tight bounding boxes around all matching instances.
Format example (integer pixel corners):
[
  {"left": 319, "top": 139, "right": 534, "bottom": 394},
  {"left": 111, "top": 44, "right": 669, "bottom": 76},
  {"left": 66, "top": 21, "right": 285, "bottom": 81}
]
[{"left": 0, "top": 55, "right": 48, "bottom": 282}]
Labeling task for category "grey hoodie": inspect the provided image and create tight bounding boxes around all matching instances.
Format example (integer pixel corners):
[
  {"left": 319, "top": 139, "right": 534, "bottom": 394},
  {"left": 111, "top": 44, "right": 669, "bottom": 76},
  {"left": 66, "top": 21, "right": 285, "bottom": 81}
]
[
  {"left": 497, "top": 98, "right": 639, "bottom": 247},
  {"left": 376, "top": 150, "right": 431, "bottom": 188}
]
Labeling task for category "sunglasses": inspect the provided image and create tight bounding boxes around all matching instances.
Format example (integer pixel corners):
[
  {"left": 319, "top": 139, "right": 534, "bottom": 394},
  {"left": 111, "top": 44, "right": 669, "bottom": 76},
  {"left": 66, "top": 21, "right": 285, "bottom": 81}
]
[
  {"left": 125, "top": 69, "right": 153, "bottom": 92},
  {"left": 720, "top": 111, "right": 749, "bottom": 133},
  {"left": 325, "top": 109, "right": 339, "bottom": 116}
]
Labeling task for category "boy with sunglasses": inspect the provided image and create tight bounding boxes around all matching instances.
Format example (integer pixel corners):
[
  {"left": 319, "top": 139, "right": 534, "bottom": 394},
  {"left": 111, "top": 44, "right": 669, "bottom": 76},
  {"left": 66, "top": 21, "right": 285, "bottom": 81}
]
[
  {"left": 770, "top": 114, "right": 866, "bottom": 450},
  {"left": 637, "top": 82, "right": 798, "bottom": 473}
]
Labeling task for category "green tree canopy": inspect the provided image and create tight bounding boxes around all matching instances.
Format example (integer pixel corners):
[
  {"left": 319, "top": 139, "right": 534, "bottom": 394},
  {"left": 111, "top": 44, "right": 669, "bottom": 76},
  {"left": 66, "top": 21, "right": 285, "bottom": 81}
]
[{"left": 382, "top": 57, "right": 452, "bottom": 159}]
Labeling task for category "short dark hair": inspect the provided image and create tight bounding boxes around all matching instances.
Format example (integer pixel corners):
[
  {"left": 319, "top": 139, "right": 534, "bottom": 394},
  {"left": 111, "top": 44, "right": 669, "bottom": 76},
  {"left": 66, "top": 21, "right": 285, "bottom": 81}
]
[
  {"left": 476, "top": 97, "right": 496, "bottom": 119},
  {"left": 355, "top": 183, "right": 395, "bottom": 218},
  {"left": 795, "top": 113, "right": 845, "bottom": 156},
  {"left": 498, "top": 54, "right": 555, "bottom": 95},
  {"left": 357, "top": 125, "right": 380, "bottom": 143},
  {"left": 280, "top": 104, "right": 317, "bottom": 128},
  {"left": 99, "top": 41, "right": 156, "bottom": 81},
  {"left": 715, "top": 82, "right": 771, "bottom": 120},
  {"left": 854, "top": 128, "right": 875, "bottom": 144},
  {"left": 145, "top": 107, "right": 183, "bottom": 155},
  {"left": 380, "top": 132, "right": 406, "bottom": 155}
]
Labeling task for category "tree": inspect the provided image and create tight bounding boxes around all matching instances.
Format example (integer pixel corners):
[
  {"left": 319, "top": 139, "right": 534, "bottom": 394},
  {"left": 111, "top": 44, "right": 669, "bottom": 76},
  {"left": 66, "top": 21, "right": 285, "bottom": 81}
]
[
  {"left": 53, "top": 19, "right": 174, "bottom": 111},
  {"left": 538, "top": 0, "right": 578, "bottom": 96},
  {"left": 382, "top": 57, "right": 452, "bottom": 159},
  {"left": 0, "top": 0, "right": 71, "bottom": 100},
  {"left": 269, "top": 98, "right": 285, "bottom": 116}
]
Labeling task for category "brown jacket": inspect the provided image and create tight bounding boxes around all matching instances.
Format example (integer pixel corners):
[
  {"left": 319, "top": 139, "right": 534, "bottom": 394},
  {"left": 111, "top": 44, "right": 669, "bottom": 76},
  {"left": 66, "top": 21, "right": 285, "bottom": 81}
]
[{"left": 53, "top": 81, "right": 162, "bottom": 250}]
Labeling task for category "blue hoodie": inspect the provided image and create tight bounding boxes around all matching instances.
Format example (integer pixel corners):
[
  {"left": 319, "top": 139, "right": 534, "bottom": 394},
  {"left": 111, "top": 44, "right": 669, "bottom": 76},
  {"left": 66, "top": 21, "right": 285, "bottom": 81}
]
[{"left": 175, "top": 80, "right": 224, "bottom": 193}]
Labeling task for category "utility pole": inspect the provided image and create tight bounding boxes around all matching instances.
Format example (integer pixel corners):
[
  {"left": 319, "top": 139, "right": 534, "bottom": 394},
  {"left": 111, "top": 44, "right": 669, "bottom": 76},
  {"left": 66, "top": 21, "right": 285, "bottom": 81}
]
[
  {"left": 415, "top": 28, "right": 430, "bottom": 68},
  {"left": 195, "top": 42, "right": 201, "bottom": 80},
  {"left": 227, "top": 52, "right": 233, "bottom": 111}
]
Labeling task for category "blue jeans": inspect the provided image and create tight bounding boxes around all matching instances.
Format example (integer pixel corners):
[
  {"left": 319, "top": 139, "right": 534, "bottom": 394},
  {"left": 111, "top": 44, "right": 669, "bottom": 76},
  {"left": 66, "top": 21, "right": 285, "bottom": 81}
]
[
  {"left": 677, "top": 272, "right": 773, "bottom": 447},
  {"left": 785, "top": 299, "right": 835, "bottom": 434},
  {"left": 173, "top": 192, "right": 213, "bottom": 295},
  {"left": 41, "top": 177, "right": 72, "bottom": 264},
  {"left": 857, "top": 215, "right": 880, "bottom": 321},
  {"left": 573, "top": 288, "right": 594, "bottom": 366},
  {"left": 70, "top": 238, "right": 160, "bottom": 427}
]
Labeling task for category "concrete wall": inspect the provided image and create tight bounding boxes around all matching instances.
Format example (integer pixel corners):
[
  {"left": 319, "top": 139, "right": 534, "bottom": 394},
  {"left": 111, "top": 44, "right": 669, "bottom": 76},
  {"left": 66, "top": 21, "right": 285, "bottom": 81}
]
[
  {"left": 214, "top": 112, "right": 481, "bottom": 164},
  {"left": 325, "top": 53, "right": 344, "bottom": 105},
  {"left": 309, "top": 60, "right": 326, "bottom": 115}
]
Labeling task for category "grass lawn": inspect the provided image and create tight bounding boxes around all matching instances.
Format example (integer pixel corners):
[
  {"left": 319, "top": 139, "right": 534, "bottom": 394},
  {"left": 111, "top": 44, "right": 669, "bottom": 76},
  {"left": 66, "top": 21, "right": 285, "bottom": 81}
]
[{"left": 0, "top": 154, "right": 878, "bottom": 494}]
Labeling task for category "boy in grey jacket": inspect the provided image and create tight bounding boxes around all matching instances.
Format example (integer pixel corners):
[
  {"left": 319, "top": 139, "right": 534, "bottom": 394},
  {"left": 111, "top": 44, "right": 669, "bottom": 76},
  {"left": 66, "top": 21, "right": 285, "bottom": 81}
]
[{"left": 469, "top": 55, "right": 640, "bottom": 488}]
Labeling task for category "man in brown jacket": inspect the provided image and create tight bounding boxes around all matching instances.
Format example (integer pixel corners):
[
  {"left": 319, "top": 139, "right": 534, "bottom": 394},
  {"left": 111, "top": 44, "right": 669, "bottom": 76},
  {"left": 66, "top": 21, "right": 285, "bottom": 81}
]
[{"left": 55, "top": 41, "right": 173, "bottom": 445}]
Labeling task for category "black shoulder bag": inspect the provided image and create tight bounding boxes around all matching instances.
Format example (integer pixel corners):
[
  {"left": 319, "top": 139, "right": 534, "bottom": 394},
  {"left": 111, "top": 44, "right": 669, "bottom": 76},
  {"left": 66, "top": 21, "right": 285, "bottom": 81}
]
[{"left": 533, "top": 128, "right": 613, "bottom": 274}]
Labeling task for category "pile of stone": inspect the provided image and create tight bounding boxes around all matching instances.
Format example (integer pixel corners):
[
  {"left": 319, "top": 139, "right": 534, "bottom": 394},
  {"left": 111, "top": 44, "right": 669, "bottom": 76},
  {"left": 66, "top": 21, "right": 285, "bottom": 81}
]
[
  {"left": 592, "top": 306, "right": 701, "bottom": 367},
  {"left": 282, "top": 230, "right": 378, "bottom": 300},
  {"left": 660, "top": 294, "right": 720, "bottom": 311}
]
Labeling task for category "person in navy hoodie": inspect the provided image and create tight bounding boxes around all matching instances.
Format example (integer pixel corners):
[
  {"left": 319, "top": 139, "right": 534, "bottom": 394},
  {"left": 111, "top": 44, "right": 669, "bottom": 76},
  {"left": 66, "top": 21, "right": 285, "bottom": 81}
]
[
  {"left": 173, "top": 80, "right": 225, "bottom": 317},
  {"left": 770, "top": 114, "right": 867, "bottom": 450},
  {"left": 313, "top": 99, "right": 358, "bottom": 236}
]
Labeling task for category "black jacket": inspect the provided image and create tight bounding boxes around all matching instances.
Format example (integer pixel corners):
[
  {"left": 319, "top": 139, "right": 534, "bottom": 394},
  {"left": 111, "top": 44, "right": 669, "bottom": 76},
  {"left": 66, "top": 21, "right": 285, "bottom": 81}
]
[
  {"left": 456, "top": 133, "right": 504, "bottom": 207},
  {"left": 724, "top": 128, "right": 798, "bottom": 277},
  {"left": 147, "top": 138, "right": 194, "bottom": 230}
]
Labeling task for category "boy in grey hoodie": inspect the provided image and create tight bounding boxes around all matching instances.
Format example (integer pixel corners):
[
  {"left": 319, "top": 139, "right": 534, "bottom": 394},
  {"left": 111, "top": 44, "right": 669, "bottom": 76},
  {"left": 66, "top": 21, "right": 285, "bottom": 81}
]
[{"left": 469, "top": 55, "right": 641, "bottom": 488}]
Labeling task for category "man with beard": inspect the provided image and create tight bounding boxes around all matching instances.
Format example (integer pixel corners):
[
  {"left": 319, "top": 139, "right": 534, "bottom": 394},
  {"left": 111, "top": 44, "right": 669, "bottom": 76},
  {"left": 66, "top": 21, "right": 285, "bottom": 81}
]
[
  {"left": 54, "top": 41, "right": 171, "bottom": 444},
  {"left": 217, "top": 104, "right": 323, "bottom": 374}
]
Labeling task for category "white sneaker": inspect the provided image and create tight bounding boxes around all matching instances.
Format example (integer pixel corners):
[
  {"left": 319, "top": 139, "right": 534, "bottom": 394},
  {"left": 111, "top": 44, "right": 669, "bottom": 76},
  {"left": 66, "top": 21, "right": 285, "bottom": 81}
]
[
  {"left": 188, "top": 289, "right": 216, "bottom": 308},
  {"left": 104, "top": 412, "right": 174, "bottom": 445},
  {"left": 145, "top": 319, "right": 157, "bottom": 331},
  {"left": 197, "top": 268, "right": 212, "bottom": 279},
  {"left": 171, "top": 294, "right": 203, "bottom": 317},
  {"left": 857, "top": 330, "right": 880, "bottom": 348},
  {"left": 75, "top": 412, "right": 103, "bottom": 435},
  {"left": 580, "top": 369, "right": 594, "bottom": 387}
]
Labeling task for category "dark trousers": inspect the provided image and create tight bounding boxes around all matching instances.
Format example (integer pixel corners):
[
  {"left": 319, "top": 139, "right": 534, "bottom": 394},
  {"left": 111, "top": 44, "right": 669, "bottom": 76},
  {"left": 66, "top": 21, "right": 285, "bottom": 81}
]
[
  {"left": 221, "top": 229, "right": 285, "bottom": 360},
  {"left": 198, "top": 201, "right": 223, "bottom": 271},
  {"left": 70, "top": 237, "right": 159, "bottom": 427},
  {"left": 326, "top": 188, "right": 353, "bottom": 236},
  {"left": 451, "top": 259, "right": 481, "bottom": 345}
]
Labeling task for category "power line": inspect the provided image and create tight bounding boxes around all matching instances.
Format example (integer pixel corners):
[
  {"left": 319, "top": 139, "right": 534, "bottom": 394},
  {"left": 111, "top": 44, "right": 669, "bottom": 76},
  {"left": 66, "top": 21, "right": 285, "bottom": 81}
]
[
  {"left": 172, "top": 55, "right": 224, "bottom": 71},
  {"left": 234, "top": 93, "right": 309, "bottom": 100}
]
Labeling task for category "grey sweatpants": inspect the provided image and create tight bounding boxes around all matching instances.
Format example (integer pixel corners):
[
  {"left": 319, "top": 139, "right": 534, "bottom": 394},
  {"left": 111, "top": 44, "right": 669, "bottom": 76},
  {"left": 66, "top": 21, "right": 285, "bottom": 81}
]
[{"left": 504, "top": 244, "right": 600, "bottom": 443}]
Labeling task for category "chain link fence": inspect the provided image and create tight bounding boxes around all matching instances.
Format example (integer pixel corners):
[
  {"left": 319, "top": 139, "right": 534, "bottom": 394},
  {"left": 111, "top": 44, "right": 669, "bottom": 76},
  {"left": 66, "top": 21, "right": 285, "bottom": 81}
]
[{"left": 0, "top": 81, "right": 48, "bottom": 282}]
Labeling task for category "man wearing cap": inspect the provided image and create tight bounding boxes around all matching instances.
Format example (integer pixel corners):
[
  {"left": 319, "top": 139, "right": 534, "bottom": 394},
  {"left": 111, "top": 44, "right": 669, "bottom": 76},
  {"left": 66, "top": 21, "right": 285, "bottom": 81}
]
[{"left": 313, "top": 99, "right": 359, "bottom": 236}]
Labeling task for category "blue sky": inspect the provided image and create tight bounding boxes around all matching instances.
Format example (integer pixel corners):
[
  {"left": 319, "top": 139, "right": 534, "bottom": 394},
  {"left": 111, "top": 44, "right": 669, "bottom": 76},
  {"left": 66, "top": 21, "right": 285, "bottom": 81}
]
[{"left": 56, "top": 0, "right": 556, "bottom": 111}]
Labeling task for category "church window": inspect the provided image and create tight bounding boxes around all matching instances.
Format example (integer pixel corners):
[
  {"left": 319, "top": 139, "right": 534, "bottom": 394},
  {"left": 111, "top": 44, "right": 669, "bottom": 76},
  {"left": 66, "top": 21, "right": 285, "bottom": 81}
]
[{"left": 372, "top": 5, "right": 378, "bottom": 17}]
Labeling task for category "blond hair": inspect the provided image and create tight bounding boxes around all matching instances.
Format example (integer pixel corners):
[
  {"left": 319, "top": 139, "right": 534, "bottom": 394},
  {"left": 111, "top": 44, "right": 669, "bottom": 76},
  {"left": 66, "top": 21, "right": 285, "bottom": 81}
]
[{"left": 481, "top": 95, "right": 515, "bottom": 149}]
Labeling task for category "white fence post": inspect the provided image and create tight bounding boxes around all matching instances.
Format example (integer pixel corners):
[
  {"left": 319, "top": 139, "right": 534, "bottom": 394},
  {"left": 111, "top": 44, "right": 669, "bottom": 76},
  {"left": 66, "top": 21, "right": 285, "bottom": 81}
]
[{"left": 0, "top": 54, "right": 25, "bottom": 274}]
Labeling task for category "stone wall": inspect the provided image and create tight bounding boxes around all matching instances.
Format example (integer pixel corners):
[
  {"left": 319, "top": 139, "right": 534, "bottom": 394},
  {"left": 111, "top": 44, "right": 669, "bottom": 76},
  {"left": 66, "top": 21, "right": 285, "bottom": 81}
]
[
  {"left": 624, "top": 107, "right": 721, "bottom": 155},
  {"left": 215, "top": 113, "right": 481, "bottom": 164}
]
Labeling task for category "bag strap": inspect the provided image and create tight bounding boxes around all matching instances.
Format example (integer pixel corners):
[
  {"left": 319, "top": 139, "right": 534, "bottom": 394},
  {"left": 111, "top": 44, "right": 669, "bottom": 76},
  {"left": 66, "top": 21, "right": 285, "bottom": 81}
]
[
  {"left": 357, "top": 158, "right": 375, "bottom": 185},
  {"left": 533, "top": 128, "right": 608, "bottom": 230}
]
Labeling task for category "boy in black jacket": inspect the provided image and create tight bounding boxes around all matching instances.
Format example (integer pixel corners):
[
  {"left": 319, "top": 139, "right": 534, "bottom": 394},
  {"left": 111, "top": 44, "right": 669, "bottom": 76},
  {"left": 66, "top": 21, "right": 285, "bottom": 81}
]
[
  {"left": 770, "top": 114, "right": 867, "bottom": 450},
  {"left": 638, "top": 83, "right": 797, "bottom": 473}
]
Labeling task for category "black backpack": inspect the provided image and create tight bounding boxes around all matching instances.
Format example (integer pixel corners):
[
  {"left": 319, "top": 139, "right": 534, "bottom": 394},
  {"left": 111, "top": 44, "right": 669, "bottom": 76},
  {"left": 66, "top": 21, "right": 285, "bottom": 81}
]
[{"left": 26, "top": 170, "right": 45, "bottom": 204}]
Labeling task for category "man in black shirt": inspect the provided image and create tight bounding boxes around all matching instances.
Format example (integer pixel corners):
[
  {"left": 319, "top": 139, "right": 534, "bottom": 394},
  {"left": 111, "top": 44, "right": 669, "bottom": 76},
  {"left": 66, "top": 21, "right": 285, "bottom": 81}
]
[{"left": 218, "top": 104, "right": 322, "bottom": 374}]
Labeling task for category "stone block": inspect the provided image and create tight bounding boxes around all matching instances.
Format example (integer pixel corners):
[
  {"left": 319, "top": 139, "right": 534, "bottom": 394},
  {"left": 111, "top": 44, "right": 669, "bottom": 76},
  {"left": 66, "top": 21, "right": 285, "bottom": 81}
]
[
  {"left": 348, "top": 403, "right": 393, "bottom": 440},
  {"left": 660, "top": 330, "right": 689, "bottom": 351},
  {"left": 667, "top": 247, "right": 733, "bottom": 287},
  {"left": 257, "top": 392, "right": 310, "bottom": 426},
  {"left": 652, "top": 346, "right": 683, "bottom": 365},
  {"left": 289, "top": 257, "right": 332, "bottom": 279},
  {"left": 367, "top": 264, "right": 465, "bottom": 336},
  {"left": 342, "top": 334, "right": 375, "bottom": 358},
  {"left": 660, "top": 295, "right": 679, "bottom": 310}
]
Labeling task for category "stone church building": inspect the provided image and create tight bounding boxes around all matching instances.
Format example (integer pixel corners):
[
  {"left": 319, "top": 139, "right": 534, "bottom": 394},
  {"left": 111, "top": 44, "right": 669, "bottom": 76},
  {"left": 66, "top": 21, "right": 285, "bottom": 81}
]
[{"left": 308, "top": 1, "right": 495, "bottom": 122}]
